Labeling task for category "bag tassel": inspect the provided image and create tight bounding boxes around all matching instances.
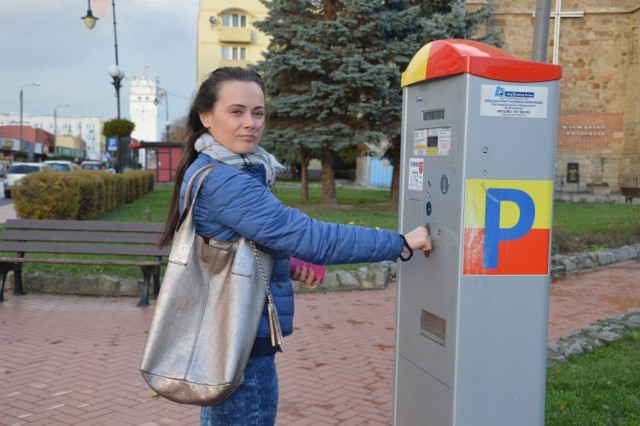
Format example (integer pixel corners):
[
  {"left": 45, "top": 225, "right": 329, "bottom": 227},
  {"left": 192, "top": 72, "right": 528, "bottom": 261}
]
[
  {"left": 267, "top": 294, "right": 283, "bottom": 346},
  {"left": 249, "top": 240, "right": 283, "bottom": 347}
]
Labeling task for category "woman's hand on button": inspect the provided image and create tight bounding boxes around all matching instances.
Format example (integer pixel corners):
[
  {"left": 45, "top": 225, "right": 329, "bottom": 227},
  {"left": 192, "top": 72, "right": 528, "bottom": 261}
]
[{"left": 404, "top": 226, "right": 432, "bottom": 256}]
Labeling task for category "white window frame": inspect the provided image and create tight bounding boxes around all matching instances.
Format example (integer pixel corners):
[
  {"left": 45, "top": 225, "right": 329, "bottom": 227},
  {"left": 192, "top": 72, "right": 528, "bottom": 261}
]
[
  {"left": 222, "top": 46, "right": 246, "bottom": 61},
  {"left": 222, "top": 13, "right": 246, "bottom": 28}
]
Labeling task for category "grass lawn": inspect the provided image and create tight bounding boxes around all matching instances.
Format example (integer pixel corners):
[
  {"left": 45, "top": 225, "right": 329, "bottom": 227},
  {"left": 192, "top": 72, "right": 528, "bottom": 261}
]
[
  {"left": 552, "top": 201, "right": 640, "bottom": 252},
  {"left": 545, "top": 330, "right": 640, "bottom": 425}
]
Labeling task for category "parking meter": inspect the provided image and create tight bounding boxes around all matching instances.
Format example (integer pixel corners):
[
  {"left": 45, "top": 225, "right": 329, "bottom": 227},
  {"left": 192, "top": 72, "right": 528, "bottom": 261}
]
[{"left": 393, "top": 40, "right": 562, "bottom": 425}]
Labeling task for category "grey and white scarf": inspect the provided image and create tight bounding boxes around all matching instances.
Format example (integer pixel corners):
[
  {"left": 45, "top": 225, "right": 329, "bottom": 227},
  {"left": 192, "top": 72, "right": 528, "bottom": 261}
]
[{"left": 194, "top": 133, "right": 286, "bottom": 187}]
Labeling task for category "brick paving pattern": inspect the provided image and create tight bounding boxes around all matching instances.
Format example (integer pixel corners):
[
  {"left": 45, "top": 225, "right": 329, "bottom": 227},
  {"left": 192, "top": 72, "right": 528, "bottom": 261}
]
[{"left": 1, "top": 260, "right": 639, "bottom": 425}]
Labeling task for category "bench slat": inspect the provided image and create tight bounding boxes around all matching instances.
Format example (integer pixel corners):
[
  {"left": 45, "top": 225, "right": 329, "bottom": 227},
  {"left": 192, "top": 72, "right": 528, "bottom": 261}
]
[
  {"left": 4, "top": 219, "right": 165, "bottom": 233},
  {"left": 0, "top": 242, "right": 169, "bottom": 257},
  {"left": 0, "top": 257, "right": 161, "bottom": 267},
  {"left": 620, "top": 187, "right": 640, "bottom": 203},
  {"left": 620, "top": 187, "right": 640, "bottom": 195},
  {"left": 2, "top": 229, "right": 161, "bottom": 245}
]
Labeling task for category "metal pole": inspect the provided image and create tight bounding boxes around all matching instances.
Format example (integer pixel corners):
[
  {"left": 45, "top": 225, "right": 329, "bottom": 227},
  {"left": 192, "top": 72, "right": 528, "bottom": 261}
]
[
  {"left": 19, "top": 83, "right": 39, "bottom": 161},
  {"left": 109, "top": 0, "right": 125, "bottom": 171},
  {"left": 81, "top": 0, "right": 124, "bottom": 170},
  {"left": 156, "top": 88, "right": 170, "bottom": 141},
  {"left": 165, "top": 92, "right": 170, "bottom": 142},
  {"left": 112, "top": 0, "right": 121, "bottom": 119},
  {"left": 532, "top": 0, "right": 552, "bottom": 62},
  {"left": 19, "top": 89, "right": 23, "bottom": 158}
]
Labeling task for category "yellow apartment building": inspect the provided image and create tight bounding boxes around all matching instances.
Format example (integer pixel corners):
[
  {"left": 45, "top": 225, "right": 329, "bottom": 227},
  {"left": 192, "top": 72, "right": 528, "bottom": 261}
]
[{"left": 196, "top": 0, "right": 270, "bottom": 85}]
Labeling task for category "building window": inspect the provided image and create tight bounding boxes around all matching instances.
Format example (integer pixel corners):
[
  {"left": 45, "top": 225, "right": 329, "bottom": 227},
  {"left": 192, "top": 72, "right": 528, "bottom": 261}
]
[
  {"left": 222, "top": 46, "right": 246, "bottom": 60},
  {"left": 222, "top": 13, "right": 246, "bottom": 28}
]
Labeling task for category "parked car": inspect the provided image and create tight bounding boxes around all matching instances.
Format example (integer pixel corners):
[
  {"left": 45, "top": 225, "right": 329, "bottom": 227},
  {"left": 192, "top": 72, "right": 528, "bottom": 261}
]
[
  {"left": 44, "top": 160, "right": 81, "bottom": 172},
  {"left": 4, "top": 162, "right": 53, "bottom": 198},
  {"left": 80, "top": 161, "right": 104, "bottom": 171}
]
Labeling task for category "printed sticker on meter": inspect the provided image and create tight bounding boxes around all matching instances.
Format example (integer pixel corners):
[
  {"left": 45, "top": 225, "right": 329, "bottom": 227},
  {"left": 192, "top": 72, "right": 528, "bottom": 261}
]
[{"left": 463, "top": 179, "right": 553, "bottom": 275}]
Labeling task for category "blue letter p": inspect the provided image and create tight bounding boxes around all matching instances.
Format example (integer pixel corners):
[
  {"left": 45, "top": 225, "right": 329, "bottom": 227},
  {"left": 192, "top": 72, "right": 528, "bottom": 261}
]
[{"left": 483, "top": 188, "right": 535, "bottom": 269}]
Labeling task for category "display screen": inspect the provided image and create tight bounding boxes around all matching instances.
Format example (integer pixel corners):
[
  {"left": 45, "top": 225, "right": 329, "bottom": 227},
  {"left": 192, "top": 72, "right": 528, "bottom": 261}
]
[{"left": 423, "top": 108, "right": 445, "bottom": 121}]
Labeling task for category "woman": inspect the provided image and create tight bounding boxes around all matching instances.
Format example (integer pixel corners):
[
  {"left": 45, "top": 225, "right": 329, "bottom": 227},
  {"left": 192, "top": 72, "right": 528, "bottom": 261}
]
[{"left": 159, "top": 67, "right": 431, "bottom": 425}]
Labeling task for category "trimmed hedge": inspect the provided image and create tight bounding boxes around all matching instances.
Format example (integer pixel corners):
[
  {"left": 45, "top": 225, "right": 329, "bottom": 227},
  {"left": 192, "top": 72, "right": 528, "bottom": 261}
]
[
  {"left": 13, "top": 173, "right": 81, "bottom": 219},
  {"left": 13, "top": 170, "right": 155, "bottom": 220}
]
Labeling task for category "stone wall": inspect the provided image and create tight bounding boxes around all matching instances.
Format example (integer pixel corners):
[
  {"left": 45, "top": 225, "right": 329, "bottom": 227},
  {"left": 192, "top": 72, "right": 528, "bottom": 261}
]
[
  {"left": 2, "top": 261, "right": 398, "bottom": 297},
  {"left": 551, "top": 244, "right": 640, "bottom": 274},
  {"left": 547, "top": 309, "right": 640, "bottom": 368}
]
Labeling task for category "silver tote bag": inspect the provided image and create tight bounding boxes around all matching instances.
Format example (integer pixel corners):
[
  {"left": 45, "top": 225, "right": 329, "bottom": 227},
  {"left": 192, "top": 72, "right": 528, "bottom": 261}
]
[{"left": 140, "top": 164, "right": 282, "bottom": 406}]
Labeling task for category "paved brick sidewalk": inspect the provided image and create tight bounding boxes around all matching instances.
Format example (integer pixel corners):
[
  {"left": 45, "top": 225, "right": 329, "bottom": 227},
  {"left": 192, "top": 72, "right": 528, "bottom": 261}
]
[{"left": 1, "top": 260, "right": 639, "bottom": 425}]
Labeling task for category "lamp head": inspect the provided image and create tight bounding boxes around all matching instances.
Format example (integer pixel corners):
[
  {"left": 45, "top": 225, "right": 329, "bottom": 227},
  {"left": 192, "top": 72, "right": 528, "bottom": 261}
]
[
  {"left": 108, "top": 65, "right": 125, "bottom": 80},
  {"left": 20, "top": 82, "right": 40, "bottom": 92},
  {"left": 82, "top": 9, "right": 99, "bottom": 30}
]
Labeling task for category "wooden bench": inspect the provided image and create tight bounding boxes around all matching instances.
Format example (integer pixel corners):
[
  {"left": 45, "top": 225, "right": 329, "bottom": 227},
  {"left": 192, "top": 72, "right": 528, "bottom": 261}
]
[
  {"left": 620, "top": 187, "right": 640, "bottom": 204},
  {"left": 0, "top": 219, "right": 171, "bottom": 306}
]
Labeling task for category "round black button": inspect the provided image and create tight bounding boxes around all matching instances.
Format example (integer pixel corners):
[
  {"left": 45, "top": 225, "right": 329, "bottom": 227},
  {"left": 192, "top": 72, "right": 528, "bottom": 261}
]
[{"left": 440, "top": 175, "right": 449, "bottom": 195}]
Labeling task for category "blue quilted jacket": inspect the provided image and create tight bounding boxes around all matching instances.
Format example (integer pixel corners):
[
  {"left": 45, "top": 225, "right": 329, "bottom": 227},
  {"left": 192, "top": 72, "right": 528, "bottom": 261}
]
[{"left": 181, "top": 154, "right": 404, "bottom": 340}]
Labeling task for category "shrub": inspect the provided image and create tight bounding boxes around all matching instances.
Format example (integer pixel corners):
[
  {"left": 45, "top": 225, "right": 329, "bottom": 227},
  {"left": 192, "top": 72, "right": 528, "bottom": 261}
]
[
  {"left": 12, "top": 169, "right": 156, "bottom": 220},
  {"left": 76, "top": 172, "right": 107, "bottom": 220},
  {"left": 14, "top": 173, "right": 80, "bottom": 219}
]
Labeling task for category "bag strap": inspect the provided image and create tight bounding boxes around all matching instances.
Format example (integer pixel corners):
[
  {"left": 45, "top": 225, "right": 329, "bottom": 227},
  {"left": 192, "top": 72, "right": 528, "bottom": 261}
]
[
  {"left": 170, "top": 164, "right": 218, "bottom": 264},
  {"left": 177, "top": 164, "right": 218, "bottom": 230}
]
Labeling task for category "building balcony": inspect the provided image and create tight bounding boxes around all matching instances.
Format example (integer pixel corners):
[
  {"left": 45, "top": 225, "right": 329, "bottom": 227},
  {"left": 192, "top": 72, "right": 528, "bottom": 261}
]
[{"left": 219, "top": 27, "right": 251, "bottom": 43}]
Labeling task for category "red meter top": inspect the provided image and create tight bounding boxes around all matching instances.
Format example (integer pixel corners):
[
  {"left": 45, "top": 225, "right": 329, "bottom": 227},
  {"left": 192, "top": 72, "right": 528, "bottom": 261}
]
[{"left": 401, "top": 39, "right": 562, "bottom": 87}]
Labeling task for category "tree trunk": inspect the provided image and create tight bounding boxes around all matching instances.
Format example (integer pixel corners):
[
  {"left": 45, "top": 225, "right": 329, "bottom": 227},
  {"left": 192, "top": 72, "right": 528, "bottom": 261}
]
[
  {"left": 299, "top": 146, "right": 311, "bottom": 201},
  {"left": 389, "top": 135, "right": 401, "bottom": 207},
  {"left": 320, "top": 143, "right": 338, "bottom": 206},
  {"left": 324, "top": 0, "right": 338, "bottom": 20},
  {"left": 319, "top": 0, "right": 338, "bottom": 206}
]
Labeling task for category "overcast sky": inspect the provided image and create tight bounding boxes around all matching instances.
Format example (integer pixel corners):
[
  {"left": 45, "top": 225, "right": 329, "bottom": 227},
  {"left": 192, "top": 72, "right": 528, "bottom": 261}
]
[{"left": 0, "top": 0, "right": 199, "bottom": 125}]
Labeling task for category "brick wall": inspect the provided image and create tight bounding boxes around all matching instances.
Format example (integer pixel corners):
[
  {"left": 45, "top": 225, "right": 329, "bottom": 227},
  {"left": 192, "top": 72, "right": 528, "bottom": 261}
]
[{"left": 489, "top": 0, "right": 640, "bottom": 178}]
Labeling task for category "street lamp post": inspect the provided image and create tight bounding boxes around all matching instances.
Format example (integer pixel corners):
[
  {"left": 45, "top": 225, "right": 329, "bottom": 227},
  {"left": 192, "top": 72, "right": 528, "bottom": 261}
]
[
  {"left": 82, "top": 0, "right": 126, "bottom": 171},
  {"left": 155, "top": 88, "right": 170, "bottom": 142},
  {"left": 20, "top": 82, "right": 40, "bottom": 161},
  {"left": 53, "top": 104, "right": 71, "bottom": 156}
]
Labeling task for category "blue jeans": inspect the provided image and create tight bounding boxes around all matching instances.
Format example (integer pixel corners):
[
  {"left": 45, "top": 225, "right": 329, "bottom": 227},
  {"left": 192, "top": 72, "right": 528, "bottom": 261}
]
[{"left": 200, "top": 354, "right": 279, "bottom": 426}]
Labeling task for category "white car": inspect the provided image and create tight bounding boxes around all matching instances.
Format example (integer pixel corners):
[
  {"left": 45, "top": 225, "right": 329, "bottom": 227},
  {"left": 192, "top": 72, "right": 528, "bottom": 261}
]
[
  {"left": 4, "top": 162, "right": 53, "bottom": 198},
  {"left": 80, "top": 161, "right": 104, "bottom": 171},
  {"left": 44, "top": 160, "right": 81, "bottom": 172}
]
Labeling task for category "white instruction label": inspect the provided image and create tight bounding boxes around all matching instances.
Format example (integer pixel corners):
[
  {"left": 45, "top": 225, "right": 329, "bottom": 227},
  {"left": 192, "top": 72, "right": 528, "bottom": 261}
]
[
  {"left": 414, "top": 127, "right": 451, "bottom": 156},
  {"left": 408, "top": 158, "right": 424, "bottom": 191},
  {"left": 480, "top": 84, "right": 548, "bottom": 118}
]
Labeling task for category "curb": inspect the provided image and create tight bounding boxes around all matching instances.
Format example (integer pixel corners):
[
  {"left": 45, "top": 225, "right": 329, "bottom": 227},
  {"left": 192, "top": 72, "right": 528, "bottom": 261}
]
[
  {"left": 547, "top": 309, "right": 640, "bottom": 367},
  {"left": 551, "top": 244, "right": 640, "bottom": 276}
]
